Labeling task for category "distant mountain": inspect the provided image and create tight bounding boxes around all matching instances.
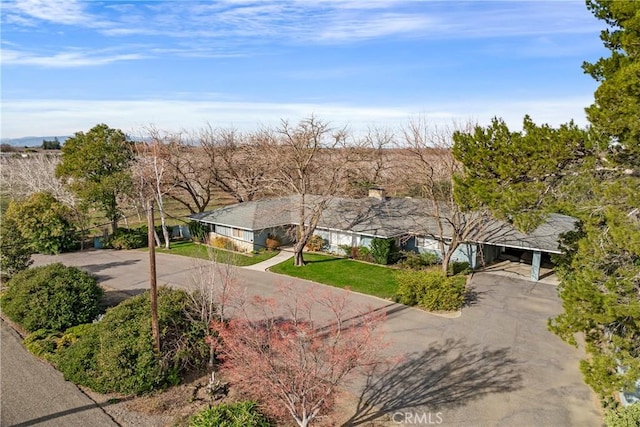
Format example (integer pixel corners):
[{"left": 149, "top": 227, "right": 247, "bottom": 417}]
[{"left": 0, "top": 136, "right": 71, "bottom": 147}]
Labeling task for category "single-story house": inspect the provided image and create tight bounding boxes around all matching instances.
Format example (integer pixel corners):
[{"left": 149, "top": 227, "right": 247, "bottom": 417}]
[{"left": 189, "top": 189, "right": 577, "bottom": 281}]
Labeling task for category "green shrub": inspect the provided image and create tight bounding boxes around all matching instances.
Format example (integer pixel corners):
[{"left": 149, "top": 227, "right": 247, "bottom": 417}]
[
  {"left": 305, "top": 235, "right": 327, "bottom": 252},
  {"left": 356, "top": 246, "right": 372, "bottom": 262},
  {"left": 3, "top": 192, "right": 77, "bottom": 254},
  {"left": 189, "top": 401, "right": 272, "bottom": 427},
  {"left": 23, "top": 329, "right": 64, "bottom": 361},
  {"left": 448, "top": 261, "right": 471, "bottom": 276},
  {"left": 337, "top": 245, "right": 375, "bottom": 261},
  {"left": 0, "top": 218, "right": 33, "bottom": 279},
  {"left": 53, "top": 287, "right": 208, "bottom": 395},
  {"left": 188, "top": 221, "right": 209, "bottom": 243},
  {"left": 49, "top": 324, "right": 102, "bottom": 390},
  {"left": 106, "top": 227, "right": 147, "bottom": 250},
  {"left": 400, "top": 251, "right": 441, "bottom": 270},
  {"left": 338, "top": 244, "right": 353, "bottom": 257},
  {"left": 395, "top": 270, "right": 467, "bottom": 311},
  {"left": 370, "top": 237, "right": 400, "bottom": 265},
  {"left": 1, "top": 263, "right": 103, "bottom": 332},
  {"left": 605, "top": 403, "right": 640, "bottom": 427}
]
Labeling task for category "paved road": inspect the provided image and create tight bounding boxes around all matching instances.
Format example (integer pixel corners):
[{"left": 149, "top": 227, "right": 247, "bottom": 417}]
[
  {"left": 29, "top": 249, "right": 602, "bottom": 426},
  {"left": 0, "top": 319, "right": 118, "bottom": 427}
]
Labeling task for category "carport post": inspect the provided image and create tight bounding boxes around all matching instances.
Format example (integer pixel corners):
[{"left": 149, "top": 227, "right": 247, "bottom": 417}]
[{"left": 531, "top": 250, "right": 541, "bottom": 281}]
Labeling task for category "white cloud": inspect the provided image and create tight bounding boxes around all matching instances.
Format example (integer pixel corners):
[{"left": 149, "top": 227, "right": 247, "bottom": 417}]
[
  {"left": 3, "top": 0, "right": 599, "bottom": 44},
  {"left": 1, "top": 96, "right": 592, "bottom": 139},
  {"left": 317, "top": 14, "right": 434, "bottom": 41},
  {"left": 1, "top": 48, "right": 145, "bottom": 67},
  {"left": 11, "top": 0, "right": 92, "bottom": 25}
]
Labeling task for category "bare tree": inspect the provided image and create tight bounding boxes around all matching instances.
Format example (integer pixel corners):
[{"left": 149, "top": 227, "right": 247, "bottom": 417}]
[
  {"left": 258, "top": 116, "right": 356, "bottom": 266},
  {"left": 401, "top": 118, "right": 491, "bottom": 272},
  {"left": 199, "top": 126, "right": 269, "bottom": 203},
  {"left": 187, "top": 249, "right": 241, "bottom": 366},
  {"left": 355, "top": 126, "right": 399, "bottom": 193},
  {"left": 161, "top": 131, "right": 218, "bottom": 214},
  {"left": 0, "top": 154, "right": 76, "bottom": 206},
  {"left": 0, "top": 154, "right": 97, "bottom": 248},
  {"left": 133, "top": 127, "right": 179, "bottom": 248},
  {"left": 159, "top": 125, "right": 270, "bottom": 211},
  {"left": 210, "top": 286, "right": 386, "bottom": 427}
]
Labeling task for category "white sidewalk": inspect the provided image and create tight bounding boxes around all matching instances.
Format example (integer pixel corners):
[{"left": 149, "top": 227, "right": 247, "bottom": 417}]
[{"left": 243, "top": 248, "right": 294, "bottom": 271}]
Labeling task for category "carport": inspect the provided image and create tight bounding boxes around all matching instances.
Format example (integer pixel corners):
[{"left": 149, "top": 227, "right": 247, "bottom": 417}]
[{"left": 475, "top": 213, "right": 577, "bottom": 282}]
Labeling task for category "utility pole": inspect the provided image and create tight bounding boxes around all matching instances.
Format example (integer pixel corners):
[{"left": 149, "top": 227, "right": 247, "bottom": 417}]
[{"left": 148, "top": 199, "right": 160, "bottom": 353}]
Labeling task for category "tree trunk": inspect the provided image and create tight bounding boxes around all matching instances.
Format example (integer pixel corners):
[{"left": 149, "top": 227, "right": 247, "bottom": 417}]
[
  {"left": 153, "top": 229, "right": 161, "bottom": 247},
  {"left": 111, "top": 218, "right": 118, "bottom": 234},
  {"left": 442, "top": 250, "right": 453, "bottom": 274},
  {"left": 160, "top": 215, "right": 170, "bottom": 249},
  {"left": 293, "top": 243, "right": 306, "bottom": 266}
]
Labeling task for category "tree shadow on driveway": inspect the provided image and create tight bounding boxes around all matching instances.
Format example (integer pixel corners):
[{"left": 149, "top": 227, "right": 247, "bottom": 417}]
[
  {"left": 81, "top": 259, "right": 140, "bottom": 274},
  {"left": 343, "top": 338, "right": 523, "bottom": 426}
]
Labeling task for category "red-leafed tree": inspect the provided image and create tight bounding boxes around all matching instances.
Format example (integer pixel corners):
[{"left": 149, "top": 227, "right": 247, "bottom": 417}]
[{"left": 210, "top": 286, "right": 386, "bottom": 427}]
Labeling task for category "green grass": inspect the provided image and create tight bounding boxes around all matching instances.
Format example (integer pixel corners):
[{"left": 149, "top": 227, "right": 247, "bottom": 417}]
[
  {"left": 270, "top": 253, "right": 398, "bottom": 299},
  {"left": 152, "top": 241, "right": 280, "bottom": 266}
]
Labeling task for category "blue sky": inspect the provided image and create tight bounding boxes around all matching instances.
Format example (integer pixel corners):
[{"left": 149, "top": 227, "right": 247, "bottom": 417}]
[{"left": 1, "top": 0, "right": 605, "bottom": 138}]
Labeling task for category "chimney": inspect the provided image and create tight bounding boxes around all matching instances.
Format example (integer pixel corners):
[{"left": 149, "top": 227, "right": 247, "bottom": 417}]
[{"left": 368, "top": 186, "right": 386, "bottom": 200}]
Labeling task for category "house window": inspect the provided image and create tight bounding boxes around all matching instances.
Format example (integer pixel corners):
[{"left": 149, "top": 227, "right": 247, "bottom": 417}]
[{"left": 233, "top": 228, "right": 243, "bottom": 238}]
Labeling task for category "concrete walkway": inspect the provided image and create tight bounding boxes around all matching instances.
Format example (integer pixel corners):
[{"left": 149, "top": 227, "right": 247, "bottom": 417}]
[{"left": 242, "top": 247, "right": 294, "bottom": 271}]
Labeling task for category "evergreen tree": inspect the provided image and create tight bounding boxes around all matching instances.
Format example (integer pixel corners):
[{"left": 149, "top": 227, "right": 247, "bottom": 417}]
[
  {"left": 582, "top": 0, "right": 640, "bottom": 167},
  {"left": 452, "top": 116, "right": 595, "bottom": 231},
  {"left": 452, "top": 0, "right": 640, "bottom": 405},
  {"left": 41, "top": 137, "right": 61, "bottom": 150},
  {"left": 549, "top": 0, "right": 640, "bottom": 404}
]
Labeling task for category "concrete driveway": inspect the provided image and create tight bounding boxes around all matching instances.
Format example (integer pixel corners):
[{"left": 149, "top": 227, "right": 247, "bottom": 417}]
[{"left": 30, "top": 249, "right": 602, "bottom": 426}]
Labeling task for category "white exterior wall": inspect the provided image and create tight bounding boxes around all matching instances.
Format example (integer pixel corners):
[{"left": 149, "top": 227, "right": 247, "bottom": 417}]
[
  {"left": 415, "top": 236, "right": 479, "bottom": 268},
  {"left": 208, "top": 225, "right": 254, "bottom": 253},
  {"left": 313, "top": 228, "right": 359, "bottom": 253}
]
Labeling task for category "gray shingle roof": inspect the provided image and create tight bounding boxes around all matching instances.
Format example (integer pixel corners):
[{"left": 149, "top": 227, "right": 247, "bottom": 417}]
[
  {"left": 475, "top": 213, "right": 577, "bottom": 253},
  {"left": 190, "top": 196, "right": 577, "bottom": 253},
  {"left": 189, "top": 195, "right": 297, "bottom": 230}
]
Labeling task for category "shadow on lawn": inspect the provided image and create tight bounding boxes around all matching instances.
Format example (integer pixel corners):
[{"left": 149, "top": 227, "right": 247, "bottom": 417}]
[
  {"left": 343, "top": 338, "right": 523, "bottom": 426},
  {"left": 302, "top": 257, "right": 343, "bottom": 265}
]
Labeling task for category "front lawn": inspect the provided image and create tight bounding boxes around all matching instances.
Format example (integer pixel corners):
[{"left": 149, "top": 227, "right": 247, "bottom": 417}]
[
  {"left": 269, "top": 253, "right": 398, "bottom": 299},
  {"left": 153, "top": 241, "right": 279, "bottom": 266}
]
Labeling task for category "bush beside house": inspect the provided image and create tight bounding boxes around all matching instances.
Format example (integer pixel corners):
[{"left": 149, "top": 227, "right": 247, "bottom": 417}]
[
  {"left": 305, "top": 235, "right": 327, "bottom": 252},
  {"left": 400, "top": 251, "right": 441, "bottom": 270},
  {"left": 395, "top": 270, "right": 467, "bottom": 311},
  {"left": 370, "top": 237, "right": 400, "bottom": 265}
]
